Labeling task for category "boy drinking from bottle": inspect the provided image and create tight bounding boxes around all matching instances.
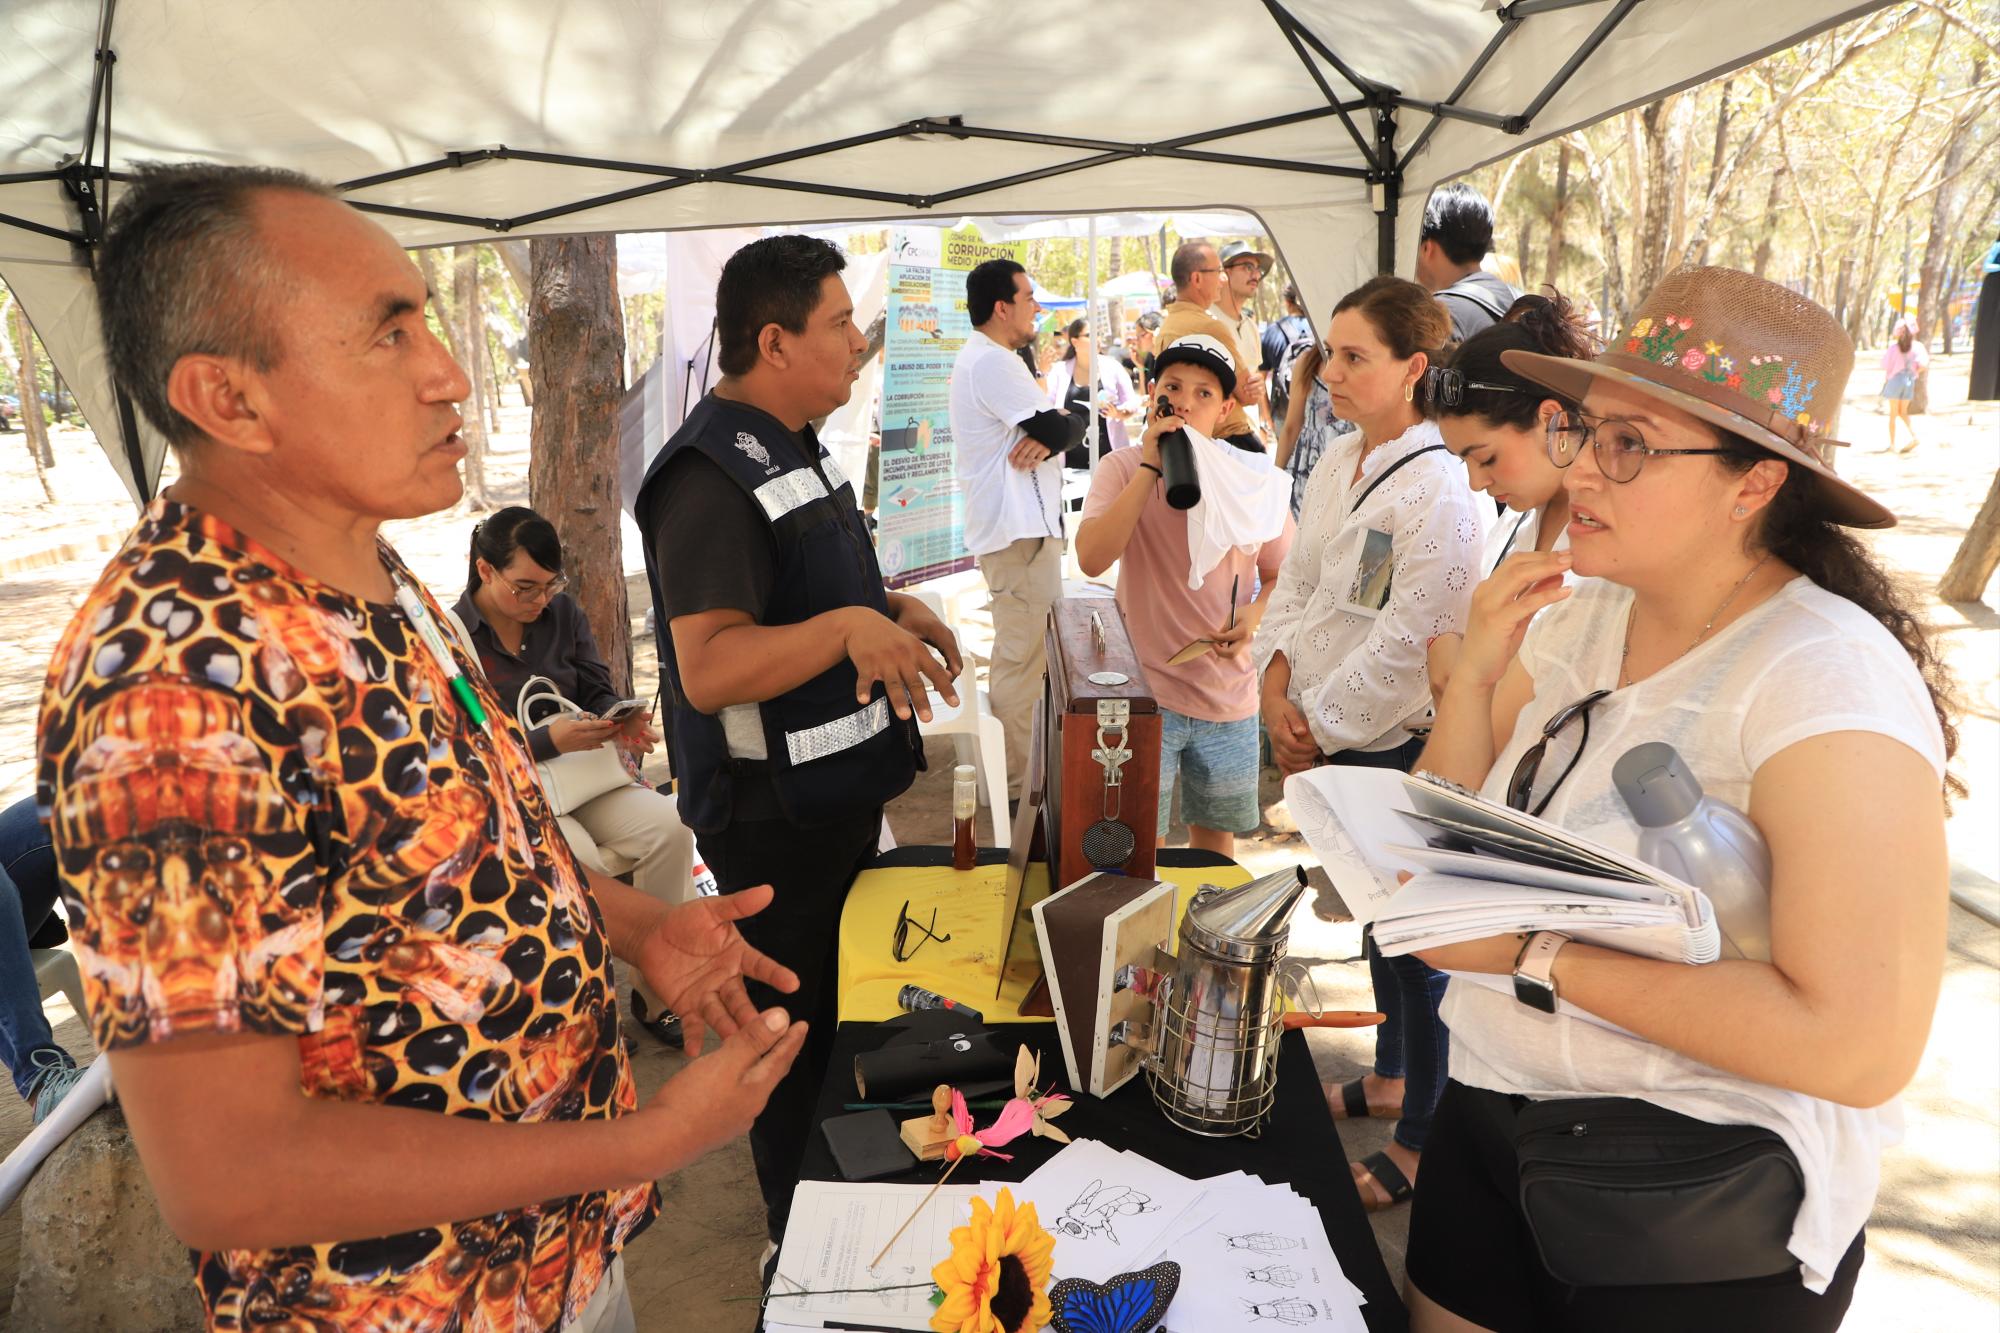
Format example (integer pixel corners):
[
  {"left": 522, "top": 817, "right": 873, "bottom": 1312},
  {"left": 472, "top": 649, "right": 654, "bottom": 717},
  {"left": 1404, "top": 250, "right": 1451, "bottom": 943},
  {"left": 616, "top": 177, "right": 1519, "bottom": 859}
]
[{"left": 1075, "top": 334, "right": 1294, "bottom": 857}]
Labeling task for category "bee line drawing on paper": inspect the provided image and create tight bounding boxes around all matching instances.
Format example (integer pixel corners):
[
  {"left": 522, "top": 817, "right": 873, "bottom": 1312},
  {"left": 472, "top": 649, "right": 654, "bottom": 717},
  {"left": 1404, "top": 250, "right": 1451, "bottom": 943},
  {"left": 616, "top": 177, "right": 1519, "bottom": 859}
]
[
  {"left": 1244, "top": 1295, "right": 1324, "bottom": 1325},
  {"left": 1053, "top": 1180, "right": 1158, "bottom": 1245},
  {"left": 1244, "top": 1263, "right": 1300, "bottom": 1287},
  {"left": 1221, "top": 1231, "right": 1306, "bottom": 1253}
]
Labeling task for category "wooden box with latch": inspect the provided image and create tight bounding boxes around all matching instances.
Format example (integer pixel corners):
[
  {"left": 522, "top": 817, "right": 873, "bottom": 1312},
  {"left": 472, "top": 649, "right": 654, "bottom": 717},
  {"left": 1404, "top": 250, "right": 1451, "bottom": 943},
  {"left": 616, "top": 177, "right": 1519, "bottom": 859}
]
[{"left": 1042, "top": 597, "right": 1160, "bottom": 891}]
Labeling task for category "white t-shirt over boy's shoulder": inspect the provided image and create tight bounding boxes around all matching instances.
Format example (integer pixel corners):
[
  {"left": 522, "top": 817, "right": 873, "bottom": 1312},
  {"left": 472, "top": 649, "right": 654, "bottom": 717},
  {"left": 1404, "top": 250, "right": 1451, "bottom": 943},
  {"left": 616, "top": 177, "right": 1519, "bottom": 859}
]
[
  {"left": 1252, "top": 420, "right": 1488, "bottom": 755},
  {"left": 949, "top": 328, "right": 1064, "bottom": 556},
  {"left": 1445, "top": 573, "right": 1946, "bottom": 1293}
]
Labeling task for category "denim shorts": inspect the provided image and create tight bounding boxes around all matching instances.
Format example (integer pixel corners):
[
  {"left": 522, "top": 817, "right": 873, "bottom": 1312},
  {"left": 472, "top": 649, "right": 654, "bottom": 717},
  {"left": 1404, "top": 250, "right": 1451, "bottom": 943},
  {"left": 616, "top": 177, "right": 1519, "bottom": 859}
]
[{"left": 1157, "top": 708, "right": 1262, "bottom": 836}]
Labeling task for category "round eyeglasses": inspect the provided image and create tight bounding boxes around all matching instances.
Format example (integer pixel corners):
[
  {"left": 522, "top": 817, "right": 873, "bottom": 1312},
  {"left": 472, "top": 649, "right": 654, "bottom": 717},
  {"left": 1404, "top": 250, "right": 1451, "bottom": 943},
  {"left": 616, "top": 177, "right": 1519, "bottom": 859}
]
[{"left": 1545, "top": 410, "right": 1729, "bottom": 483}]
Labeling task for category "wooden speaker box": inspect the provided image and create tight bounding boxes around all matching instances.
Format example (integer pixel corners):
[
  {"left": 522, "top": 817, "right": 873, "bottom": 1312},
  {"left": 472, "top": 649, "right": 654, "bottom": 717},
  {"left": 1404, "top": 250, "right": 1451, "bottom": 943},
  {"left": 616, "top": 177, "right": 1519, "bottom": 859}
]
[{"left": 1043, "top": 597, "right": 1160, "bottom": 891}]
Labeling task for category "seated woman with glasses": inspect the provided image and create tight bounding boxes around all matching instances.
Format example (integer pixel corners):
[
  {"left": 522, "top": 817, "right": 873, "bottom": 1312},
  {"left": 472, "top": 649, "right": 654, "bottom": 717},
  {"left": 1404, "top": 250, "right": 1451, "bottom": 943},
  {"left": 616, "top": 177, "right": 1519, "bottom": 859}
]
[
  {"left": 1424, "top": 291, "right": 1596, "bottom": 701},
  {"left": 453, "top": 506, "right": 695, "bottom": 1046},
  {"left": 1400, "top": 267, "right": 1957, "bottom": 1332}
]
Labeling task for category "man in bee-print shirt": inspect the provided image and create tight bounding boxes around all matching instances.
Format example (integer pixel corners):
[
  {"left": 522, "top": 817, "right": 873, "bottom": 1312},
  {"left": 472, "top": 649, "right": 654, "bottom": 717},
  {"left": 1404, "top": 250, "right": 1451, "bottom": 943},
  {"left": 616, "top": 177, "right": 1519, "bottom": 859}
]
[{"left": 35, "top": 163, "right": 807, "bottom": 1333}]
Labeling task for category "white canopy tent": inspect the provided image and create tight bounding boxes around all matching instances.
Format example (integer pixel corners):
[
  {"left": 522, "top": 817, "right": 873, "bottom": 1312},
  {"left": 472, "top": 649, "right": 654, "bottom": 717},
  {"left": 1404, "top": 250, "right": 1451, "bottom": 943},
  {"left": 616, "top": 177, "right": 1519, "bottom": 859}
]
[{"left": 2, "top": 0, "right": 1888, "bottom": 504}]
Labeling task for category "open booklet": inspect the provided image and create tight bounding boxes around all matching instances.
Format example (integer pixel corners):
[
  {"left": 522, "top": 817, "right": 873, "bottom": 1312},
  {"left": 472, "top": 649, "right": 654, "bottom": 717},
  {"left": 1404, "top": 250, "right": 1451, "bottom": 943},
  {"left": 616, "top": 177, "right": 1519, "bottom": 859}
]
[{"left": 1284, "top": 767, "right": 1719, "bottom": 964}]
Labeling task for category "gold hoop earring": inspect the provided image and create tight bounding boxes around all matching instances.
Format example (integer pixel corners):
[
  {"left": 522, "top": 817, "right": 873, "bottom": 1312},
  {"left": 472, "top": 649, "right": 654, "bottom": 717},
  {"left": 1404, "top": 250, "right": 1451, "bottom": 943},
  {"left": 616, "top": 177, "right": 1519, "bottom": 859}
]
[{"left": 1403, "top": 382, "right": 1414, "bottom": 403}]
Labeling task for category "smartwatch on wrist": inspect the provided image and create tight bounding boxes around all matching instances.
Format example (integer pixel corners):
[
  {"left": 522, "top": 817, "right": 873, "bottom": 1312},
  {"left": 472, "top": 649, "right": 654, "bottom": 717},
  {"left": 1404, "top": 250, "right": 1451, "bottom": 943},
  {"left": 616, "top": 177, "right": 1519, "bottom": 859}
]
[{"left": 1512, "top": 930, "right": 1570, "bottom": 1013}]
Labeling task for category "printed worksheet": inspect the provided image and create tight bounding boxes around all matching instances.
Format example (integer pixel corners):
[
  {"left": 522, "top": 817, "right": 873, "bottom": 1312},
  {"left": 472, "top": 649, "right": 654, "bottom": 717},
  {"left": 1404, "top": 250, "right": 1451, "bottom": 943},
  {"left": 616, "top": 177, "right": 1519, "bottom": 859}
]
[
  {"left": 766, "top": 1181, "right": 979, "bottom": 1330},
  {"left": 1014, "top": 1139, "right": 1210, "bottom": 1284},
  {"left": 1150, "top": 1183, "right": 1367, "bottom": 1332}
]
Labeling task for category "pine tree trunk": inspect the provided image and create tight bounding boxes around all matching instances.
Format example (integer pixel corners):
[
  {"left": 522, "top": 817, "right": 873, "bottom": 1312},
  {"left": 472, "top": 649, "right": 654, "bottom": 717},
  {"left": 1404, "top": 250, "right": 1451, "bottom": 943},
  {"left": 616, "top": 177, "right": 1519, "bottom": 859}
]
[
  {"left": 1751, "top": 165, "right": 1786, "bottom": 280},
  {"left": 1939, "top": 471, "right": 2000, "bottom": 604},
  {"left": 10, "top": 301, "right": 55, "bottom": 480},
  {"left": 452, "top": 247, "right": 492, "bottom": 510},
  {"left": 528, "top": 235, "right": 630, "bottom": 694}
]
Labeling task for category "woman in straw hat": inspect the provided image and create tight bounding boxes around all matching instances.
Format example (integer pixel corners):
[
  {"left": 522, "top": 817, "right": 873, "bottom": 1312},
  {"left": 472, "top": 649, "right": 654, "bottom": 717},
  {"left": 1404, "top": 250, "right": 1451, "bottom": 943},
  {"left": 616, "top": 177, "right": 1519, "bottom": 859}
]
[{"left": 1398, "top": 266, "right": 1958, "bottom": 1331}]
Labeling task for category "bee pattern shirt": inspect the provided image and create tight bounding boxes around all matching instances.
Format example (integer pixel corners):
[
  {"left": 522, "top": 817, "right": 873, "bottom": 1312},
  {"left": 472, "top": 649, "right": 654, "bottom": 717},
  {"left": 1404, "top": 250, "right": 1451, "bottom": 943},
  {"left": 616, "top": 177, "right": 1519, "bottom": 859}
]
[{"left": 36, "top": 499, "right": 656, "bottom": 1332}]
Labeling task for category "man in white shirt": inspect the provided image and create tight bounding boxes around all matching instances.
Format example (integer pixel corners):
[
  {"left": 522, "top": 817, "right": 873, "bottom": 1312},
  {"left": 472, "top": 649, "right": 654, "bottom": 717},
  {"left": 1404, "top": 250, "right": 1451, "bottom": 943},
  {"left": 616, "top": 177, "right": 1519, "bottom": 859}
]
[
  {"left": 1210, "top": 240, "right": 1273, "bottom": 438},
  {"left": 950, "top": 258, "right": 1082, "bottom": 799}
]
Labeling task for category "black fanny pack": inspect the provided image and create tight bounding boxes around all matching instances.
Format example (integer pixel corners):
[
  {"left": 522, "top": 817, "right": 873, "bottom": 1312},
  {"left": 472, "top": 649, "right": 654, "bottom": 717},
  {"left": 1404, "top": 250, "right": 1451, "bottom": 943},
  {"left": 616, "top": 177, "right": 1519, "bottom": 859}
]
[{"left": 1512, "top": 1094, "right": 1805, "bottom": 1287}]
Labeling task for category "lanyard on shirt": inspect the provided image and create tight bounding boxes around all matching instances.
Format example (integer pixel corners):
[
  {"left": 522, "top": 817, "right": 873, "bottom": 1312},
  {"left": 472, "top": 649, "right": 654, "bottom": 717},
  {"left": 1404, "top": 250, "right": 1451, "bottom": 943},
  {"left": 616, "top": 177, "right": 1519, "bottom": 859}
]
[
  {"left": 1491, "top": 508, "right": 1533, "bottom": 575},
  {"left": 390, "top": 571, "right": 491, "bottom": 728}
]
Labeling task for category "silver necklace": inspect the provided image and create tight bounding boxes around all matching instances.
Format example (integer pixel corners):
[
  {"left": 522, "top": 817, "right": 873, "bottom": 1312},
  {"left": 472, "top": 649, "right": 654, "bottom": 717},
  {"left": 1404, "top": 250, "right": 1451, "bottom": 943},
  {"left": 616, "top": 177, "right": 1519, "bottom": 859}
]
[{"left": 1620, "top": 553, "right": 1772, "bottom": 688}]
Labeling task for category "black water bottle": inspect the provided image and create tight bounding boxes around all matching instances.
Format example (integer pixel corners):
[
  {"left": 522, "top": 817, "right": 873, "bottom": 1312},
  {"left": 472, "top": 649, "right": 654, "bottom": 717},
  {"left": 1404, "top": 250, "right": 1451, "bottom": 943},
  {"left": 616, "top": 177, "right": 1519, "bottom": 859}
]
[{"left": 1156, "top": 396, "right": 1201, "bottom": 510}]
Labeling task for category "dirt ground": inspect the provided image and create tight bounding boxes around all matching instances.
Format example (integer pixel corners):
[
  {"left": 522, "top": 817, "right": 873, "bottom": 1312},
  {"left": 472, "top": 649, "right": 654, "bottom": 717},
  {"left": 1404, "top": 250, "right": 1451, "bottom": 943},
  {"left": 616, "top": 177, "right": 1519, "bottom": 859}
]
[{"left": 0, "top": 356, "right": 1993, "bottom": 1329}]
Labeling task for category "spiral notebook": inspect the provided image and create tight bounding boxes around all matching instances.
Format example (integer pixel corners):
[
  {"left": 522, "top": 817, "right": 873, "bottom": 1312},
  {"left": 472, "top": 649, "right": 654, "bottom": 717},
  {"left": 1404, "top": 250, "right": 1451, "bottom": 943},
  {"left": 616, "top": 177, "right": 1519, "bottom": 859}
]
[{"left": 1285, "top": 767, "right": 1719, "bottom": 964}]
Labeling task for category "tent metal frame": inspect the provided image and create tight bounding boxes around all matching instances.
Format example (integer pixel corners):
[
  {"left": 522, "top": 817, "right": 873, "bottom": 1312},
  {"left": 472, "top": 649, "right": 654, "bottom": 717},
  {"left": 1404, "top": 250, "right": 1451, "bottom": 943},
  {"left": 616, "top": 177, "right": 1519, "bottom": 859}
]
[{"left": 1, "top": 0, "right": 1653, "bottom": 501}]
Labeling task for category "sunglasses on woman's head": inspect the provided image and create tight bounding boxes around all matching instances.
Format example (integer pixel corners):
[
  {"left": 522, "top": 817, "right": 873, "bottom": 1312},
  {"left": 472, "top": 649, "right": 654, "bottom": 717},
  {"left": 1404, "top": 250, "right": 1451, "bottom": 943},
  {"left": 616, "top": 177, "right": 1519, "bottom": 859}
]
[{"left": 1425, "top": 366, "right": 1528, "bottom": 410}]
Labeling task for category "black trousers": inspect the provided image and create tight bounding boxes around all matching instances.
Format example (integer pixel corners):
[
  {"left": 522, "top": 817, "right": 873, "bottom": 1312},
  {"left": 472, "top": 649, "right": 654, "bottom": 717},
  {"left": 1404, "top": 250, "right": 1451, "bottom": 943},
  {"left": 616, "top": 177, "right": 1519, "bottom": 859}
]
[{"left": 702, "top": 801, "right": 881, "bottom": 1241}]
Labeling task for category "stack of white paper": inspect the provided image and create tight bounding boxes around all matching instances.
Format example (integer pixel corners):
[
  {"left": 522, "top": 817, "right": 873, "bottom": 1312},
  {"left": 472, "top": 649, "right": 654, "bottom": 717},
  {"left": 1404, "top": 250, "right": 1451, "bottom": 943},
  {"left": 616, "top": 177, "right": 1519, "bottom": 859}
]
[
  {"left": 765, "top": 1180, "right": 980, "bottom": 1331},
  {"left": 1015, "top": 1139, "right": 1370, "bottom": 1331},
  {"left": 1287, "top": 766, "right": 1719, "bottom": 964},
  {"left": 767, "top": 1145, "right": 1372, "bottom": 1331}
]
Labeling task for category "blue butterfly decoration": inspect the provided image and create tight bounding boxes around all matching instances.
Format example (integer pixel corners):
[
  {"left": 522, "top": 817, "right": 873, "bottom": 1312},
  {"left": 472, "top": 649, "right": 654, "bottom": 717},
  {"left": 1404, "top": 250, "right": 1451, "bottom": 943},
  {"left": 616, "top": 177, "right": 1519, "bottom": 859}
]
[{"left": 1049, "top": 1260, "right": 1180, "bottom": 1333}]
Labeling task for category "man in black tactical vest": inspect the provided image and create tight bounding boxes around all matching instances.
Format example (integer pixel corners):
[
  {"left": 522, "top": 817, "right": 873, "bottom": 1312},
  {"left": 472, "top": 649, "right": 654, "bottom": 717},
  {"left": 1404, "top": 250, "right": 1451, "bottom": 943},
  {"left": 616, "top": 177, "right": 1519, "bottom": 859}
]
[{"left": 634, "top": 235, "right": 963, "bottom": 1244}]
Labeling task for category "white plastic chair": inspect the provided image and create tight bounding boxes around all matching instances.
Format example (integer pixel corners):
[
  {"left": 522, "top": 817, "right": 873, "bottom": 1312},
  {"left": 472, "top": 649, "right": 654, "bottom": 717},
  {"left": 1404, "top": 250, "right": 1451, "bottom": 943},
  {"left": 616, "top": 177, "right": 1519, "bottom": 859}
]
[
  {"left": 32, "top": 947, "right": 86, "bottom": 1020},
  {"left": 912, "top": 589, "right": 1010, "bottom": 848}
]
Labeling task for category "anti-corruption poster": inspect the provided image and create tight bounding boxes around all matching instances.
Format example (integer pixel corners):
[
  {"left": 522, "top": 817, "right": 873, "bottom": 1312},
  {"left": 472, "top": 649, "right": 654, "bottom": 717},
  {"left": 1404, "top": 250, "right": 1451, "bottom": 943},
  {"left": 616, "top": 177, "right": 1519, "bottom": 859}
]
[{"left": 876, "top": 228, "right": 1026, "bottom": 587}]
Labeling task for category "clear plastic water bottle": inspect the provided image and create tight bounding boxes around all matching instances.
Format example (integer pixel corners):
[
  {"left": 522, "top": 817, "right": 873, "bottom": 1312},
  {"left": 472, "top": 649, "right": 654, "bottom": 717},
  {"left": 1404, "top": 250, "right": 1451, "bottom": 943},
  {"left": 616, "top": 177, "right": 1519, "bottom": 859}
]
[{"left": 1613, "top": 741, "right": 1772, "bottom": 961}]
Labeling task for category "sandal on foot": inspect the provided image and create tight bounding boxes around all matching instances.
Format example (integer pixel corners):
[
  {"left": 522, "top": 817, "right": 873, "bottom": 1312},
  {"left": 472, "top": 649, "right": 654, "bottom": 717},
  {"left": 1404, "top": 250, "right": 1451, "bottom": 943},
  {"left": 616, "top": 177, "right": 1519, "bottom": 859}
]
[
  {"left": 1353, "top": 1151, "right": 1414, "bottom": 1213},
  {"left": 1325, "top": 1077, "right": 1400, "bottom": 1121}
]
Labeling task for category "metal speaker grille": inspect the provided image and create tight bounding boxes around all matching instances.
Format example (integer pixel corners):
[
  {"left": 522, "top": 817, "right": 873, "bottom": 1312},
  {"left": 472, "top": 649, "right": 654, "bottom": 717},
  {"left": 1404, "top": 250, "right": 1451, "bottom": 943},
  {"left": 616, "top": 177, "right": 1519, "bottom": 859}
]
[{"left": 1081, "top": 818, "right": 1137, "bottom": 870}]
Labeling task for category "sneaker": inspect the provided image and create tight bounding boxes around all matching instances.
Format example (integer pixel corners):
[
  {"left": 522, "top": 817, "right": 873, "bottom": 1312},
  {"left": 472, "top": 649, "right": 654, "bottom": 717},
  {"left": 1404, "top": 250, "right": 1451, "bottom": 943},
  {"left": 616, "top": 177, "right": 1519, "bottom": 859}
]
[
  {"left": 628, "top": 990, "right": 685, "bottom": 1050},
  {"left": 25, "top": 1047, "right": 87, "bottom": 1125}
]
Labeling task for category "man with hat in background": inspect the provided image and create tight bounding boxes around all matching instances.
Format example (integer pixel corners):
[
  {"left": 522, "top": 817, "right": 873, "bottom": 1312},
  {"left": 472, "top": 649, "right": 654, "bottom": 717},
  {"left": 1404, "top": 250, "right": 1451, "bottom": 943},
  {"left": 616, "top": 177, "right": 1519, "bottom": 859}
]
[{"left": 1210, "top": 239, "right": 1274, "bottom": 437}]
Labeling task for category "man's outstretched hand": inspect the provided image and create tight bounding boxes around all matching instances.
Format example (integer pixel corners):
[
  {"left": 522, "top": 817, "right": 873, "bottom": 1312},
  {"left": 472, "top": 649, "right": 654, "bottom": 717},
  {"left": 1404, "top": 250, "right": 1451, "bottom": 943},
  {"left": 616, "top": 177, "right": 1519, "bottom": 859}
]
[{"left": 633, "top": 886, "right": 800, "bottom": 1053}]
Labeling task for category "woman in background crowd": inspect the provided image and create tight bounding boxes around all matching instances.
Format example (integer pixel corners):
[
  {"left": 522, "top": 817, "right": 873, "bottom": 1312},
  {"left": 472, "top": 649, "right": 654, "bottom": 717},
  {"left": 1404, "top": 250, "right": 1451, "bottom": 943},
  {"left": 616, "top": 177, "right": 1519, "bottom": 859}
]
[
  {"left": 1880, "top": 315, "right": 1928, "bottom": 454},
  {"left": 1273, "top": 340, "right": 1351, "bottom": 519},
  {"left": 453, "top": 506, "right": 694, "bottom": 1046},
  {"left": 1254, "top": 276, "right": 1488, "bottom": 1214},
  {"left": 1046, "top": 317, "right": 1139, "bottom": 468},
  {"left": 1403, "top": 267, "right": 1954, "bottom": 1331}
]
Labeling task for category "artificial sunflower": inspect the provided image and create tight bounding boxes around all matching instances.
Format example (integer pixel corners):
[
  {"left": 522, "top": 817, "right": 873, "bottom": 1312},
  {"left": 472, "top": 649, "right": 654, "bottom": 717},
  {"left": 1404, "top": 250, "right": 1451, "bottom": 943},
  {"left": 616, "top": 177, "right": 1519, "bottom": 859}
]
[{"left": 930, "top": 1187, "right": 1056, "bottom": 1333}]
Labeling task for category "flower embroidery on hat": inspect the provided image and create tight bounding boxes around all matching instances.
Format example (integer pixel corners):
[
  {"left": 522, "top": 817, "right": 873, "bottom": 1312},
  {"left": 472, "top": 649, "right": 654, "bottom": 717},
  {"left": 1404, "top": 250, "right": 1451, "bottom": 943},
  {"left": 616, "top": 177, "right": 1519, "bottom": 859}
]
[{"left": 1618, "top": 316, "right": 1823, "bottom": 432}]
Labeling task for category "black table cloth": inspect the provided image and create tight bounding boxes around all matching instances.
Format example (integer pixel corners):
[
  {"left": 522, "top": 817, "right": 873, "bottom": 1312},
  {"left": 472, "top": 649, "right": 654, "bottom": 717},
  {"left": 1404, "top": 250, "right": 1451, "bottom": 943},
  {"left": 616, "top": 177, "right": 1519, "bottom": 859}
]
[{"left": 795, "top": 1017, "right": 1407, "bottom": 1332}]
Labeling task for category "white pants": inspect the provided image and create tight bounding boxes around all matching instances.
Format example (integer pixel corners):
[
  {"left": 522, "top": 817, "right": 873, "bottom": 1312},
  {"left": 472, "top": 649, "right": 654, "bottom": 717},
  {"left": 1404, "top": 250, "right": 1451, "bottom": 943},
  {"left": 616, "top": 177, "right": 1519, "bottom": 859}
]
[
  {"left": 558, "top": 784, "right": 695, "bottom": 906},
  {"left": 563, "top": 1258, "right": 635, "bottom": 1333}
]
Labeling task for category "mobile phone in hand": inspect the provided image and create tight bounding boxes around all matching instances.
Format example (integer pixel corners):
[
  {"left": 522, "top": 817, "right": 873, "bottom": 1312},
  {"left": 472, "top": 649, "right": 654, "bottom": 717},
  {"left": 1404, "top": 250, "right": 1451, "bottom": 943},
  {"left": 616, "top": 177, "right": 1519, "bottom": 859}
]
[{"left": 600, "top": 697, "right": 649, "bottom": 724}]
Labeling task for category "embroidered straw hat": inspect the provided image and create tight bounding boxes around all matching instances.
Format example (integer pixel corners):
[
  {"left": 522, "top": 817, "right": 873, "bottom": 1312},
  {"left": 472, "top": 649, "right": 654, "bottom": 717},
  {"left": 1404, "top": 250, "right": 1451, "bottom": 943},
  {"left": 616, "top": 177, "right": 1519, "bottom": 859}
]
[{"left": 1503, "top": 265, "right": 1894, "bottom": 528}]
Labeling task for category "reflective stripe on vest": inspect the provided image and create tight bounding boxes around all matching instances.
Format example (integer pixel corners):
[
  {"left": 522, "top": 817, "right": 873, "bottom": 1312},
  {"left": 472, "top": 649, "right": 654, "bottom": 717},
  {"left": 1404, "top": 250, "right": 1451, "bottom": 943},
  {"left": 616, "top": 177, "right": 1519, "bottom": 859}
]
[
  {"left": 784, "top": 696, "right": 892, "bottom": 767},
  {"left": 754, "top": 468, "right": 830, "bottom": 522},
  {"left": 820, "top": 450, "right": 851, "bottom": 495}
]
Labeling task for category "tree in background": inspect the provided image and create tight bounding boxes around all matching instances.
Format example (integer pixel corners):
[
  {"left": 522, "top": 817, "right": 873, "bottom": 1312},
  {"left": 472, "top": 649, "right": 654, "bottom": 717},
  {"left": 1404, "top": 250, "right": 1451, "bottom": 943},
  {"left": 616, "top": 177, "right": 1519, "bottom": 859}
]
[
  {"left": 1461, "top": 0, "right": 1998, "bottom": 349},
  {"left": 528, "top": 235, "right": 631, "bottom": 695},
  {"left": 5, "top": 292, "right": 56, "bottom": 502}
]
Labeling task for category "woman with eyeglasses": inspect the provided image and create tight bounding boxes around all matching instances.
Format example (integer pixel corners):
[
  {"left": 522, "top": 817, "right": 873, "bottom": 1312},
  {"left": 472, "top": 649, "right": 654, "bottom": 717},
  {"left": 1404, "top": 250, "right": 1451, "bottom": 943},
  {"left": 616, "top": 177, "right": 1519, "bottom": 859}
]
[
  {"left": 1424, "top": 292, "right": 1594, "bottom": 701},
  {"left": 1254, "top": 276, "right": 1489, "bottom": 1216},
  {"left": 1399, "top": 267, "right": 1957, "bottom": 1332},
  {"left": 454, "top": 506, "right": 696, "bottom": 1046}
]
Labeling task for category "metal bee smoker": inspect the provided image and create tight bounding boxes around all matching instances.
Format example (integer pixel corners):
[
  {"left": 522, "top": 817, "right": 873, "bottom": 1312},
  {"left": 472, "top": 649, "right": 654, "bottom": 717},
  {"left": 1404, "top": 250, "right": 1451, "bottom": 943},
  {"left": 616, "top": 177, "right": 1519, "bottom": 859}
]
[{"left": 1109, "top": 867, "right": 1311, "bottom": 1138}]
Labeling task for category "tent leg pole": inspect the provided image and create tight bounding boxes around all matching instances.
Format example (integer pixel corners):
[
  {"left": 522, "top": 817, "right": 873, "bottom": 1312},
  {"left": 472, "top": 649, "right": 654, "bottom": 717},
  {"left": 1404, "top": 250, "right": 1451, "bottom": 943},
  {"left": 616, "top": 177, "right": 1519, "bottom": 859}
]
[{"left": 1373, "top": 102, "right": 1400, "bottom": 276}]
